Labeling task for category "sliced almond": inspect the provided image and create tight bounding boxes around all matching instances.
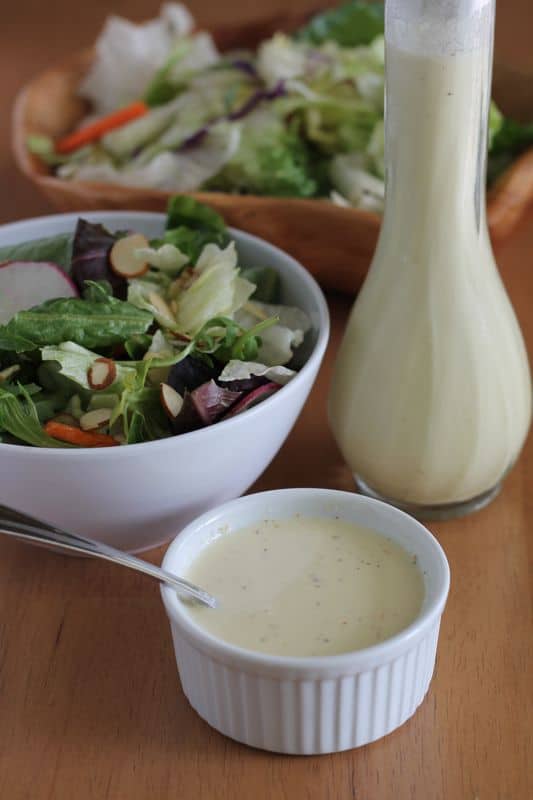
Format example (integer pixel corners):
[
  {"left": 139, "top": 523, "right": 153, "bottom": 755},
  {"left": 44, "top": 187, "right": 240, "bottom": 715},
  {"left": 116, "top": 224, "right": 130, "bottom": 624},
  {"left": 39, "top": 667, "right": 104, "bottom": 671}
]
[
  {"left": 148, "top": 291, "right": 175, "bottom": 324},
  {"left": 88, "top": 357, "right": 117, "bottom": 390},
  {"left": 80, "top": 408, "right": 113, "bottom": 431},
  {"left": 169, "top": 266, "right": 196, "bottom": 298},
  {"left": 110, "top": 233, "right": 150, "bottom": 278},
  {"left": 160, "top": 383, "right": 183, "bottom": 420},
  {"left": 0, "top": 364, "right": 21, "bottom": 382}
]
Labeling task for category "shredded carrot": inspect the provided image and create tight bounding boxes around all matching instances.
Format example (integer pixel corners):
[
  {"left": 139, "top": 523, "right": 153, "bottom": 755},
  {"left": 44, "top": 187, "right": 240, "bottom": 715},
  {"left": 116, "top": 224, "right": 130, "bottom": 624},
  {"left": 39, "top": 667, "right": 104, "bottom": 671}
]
[
  {"left": 44, "top": 421, "right": 119, "bottom": 448},
  {"left": 55, "top": 101, "right": 149, "bottom": 154}
]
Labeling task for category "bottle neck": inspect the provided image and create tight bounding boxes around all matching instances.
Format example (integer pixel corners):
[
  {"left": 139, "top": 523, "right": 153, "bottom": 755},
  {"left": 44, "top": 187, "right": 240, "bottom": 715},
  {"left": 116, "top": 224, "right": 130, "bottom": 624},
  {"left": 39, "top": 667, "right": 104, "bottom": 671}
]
[{"left": 380, "top": 0, "right": 494, "bottom": 244}]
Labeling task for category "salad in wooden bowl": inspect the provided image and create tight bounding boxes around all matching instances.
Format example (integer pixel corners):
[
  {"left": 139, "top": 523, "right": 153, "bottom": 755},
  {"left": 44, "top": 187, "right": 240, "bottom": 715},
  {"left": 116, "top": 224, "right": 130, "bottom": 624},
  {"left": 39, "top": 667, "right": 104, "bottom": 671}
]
[{"left": 13, "top": 2, "right": 533, "bottom": 294}]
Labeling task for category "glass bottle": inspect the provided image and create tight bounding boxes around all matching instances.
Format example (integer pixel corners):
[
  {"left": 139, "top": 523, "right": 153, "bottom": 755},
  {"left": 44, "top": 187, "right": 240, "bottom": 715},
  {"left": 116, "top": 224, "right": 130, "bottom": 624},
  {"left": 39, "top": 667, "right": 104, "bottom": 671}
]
[{"left": 328, "top": 0, "right": 531, "bottom": 519}]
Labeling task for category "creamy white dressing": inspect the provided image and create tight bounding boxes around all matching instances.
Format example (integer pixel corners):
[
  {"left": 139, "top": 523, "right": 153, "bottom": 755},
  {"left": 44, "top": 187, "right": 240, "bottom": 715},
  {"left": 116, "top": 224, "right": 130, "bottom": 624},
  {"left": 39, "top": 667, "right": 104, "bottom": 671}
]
[
  {"left": 183, "top": 516, "right": 424, "bottom": 657},
  {"left": 329, "top": 4, "right": 531, "bottom": 507}
]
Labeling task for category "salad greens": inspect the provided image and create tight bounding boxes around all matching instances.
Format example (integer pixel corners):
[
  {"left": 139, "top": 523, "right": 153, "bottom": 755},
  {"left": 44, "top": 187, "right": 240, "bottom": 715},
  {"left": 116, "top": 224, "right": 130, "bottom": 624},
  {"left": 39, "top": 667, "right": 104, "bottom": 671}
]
[
  {"left": 0, "top": 283, "right": 153, "bottom": 353},
  {"left": 27, "top": 2, "right": 532, "bottom": 211},
  {"left": 0, "top": 196, "right": 308, "bottom": 448}
]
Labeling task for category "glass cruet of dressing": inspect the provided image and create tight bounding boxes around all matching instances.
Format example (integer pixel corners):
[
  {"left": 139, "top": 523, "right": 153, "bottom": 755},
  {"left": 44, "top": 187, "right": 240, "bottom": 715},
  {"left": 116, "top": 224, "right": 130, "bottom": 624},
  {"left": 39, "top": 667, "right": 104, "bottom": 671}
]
[{"left": 328, "top": 0, "right": 532, "bottom": 519}]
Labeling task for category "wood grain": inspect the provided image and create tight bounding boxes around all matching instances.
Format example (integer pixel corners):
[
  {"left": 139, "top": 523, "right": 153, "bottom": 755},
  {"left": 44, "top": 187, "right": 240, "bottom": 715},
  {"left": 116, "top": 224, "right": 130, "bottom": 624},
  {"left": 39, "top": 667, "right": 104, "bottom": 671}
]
[{"left": 0, "top": 2, "right": 532, "bottom": 799}]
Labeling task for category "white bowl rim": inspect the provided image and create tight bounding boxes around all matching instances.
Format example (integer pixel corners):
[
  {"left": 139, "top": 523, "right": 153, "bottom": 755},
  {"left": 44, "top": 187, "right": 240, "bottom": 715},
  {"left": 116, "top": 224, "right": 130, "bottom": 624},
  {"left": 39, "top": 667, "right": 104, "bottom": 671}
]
[
  {"left": 161, "top": 488, "right": 451, "bottom": 674},
  {"left": 0, "top": 211, "right": 329, "bottom": 457}
]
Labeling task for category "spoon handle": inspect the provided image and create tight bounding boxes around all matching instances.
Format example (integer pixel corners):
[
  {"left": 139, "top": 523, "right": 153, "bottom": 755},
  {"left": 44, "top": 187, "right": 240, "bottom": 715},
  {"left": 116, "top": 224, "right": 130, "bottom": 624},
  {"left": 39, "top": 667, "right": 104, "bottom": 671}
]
[{"left": 0, "top": 504, "right": 216, "bottom": 608}]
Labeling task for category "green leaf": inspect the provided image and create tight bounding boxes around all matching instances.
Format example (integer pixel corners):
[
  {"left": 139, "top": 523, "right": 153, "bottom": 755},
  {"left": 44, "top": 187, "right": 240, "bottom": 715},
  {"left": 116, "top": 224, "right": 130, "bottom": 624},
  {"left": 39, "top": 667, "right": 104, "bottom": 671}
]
[
  {"left": 41, "top": 342, "right": 135, "bottom": 391},
  {"left": 125, "top": 387, "right": 171, "bottom": 444},
  {"left": 490, "top": 116, "right": 533, "bottom": 156},
  {"left": 0, "top": 292, "right": 153, "bottom": 353},
  {"left": 0, "top": 233, "right": 73, "bottom": 270},
  {"left": 144, "top": 41, "right": 191, "bottom": 107},
  {"left": 487, "top": 115, "right": 533, "bottom": 184},
  {"left": 206, "top": 118, "right": 326, "bottom": 198},
  {"left": 166, "top": 195, "right": 227, "bottom": 234},
  {"left": 295, "top": 1, "right": 384, "bottom": 47},
  {"left": 0, "top": 385, "right": 73, "bottom": 447},
  {"left": 154, "top": 226, "right": 230, "bottom": 263},
  {"left": 241, "top": 267, "right": 281, "bottom": 303},
  {"left": 124, "top": 333, "right": 153, "bottom": 360},
  {"left": 82, "top": 280, "right": 113, "bottom": 301}
]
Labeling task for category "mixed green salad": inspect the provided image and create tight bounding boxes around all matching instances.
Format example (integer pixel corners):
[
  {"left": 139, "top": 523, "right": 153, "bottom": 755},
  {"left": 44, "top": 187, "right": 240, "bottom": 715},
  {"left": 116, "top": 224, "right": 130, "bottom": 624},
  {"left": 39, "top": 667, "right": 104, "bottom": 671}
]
[
  {"left": 0, "top": 196, "right": 311, "bottom": 448},
  {"left": 28, "top": 2, "right": 533, "bottom": 212}
]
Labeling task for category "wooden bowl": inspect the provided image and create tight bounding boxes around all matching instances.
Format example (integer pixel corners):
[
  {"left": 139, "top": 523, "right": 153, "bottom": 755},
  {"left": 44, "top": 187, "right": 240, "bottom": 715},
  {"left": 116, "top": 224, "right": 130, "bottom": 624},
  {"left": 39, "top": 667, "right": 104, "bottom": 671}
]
[{"left": 12, "top": 21, "right": 533, "bottom": 295}]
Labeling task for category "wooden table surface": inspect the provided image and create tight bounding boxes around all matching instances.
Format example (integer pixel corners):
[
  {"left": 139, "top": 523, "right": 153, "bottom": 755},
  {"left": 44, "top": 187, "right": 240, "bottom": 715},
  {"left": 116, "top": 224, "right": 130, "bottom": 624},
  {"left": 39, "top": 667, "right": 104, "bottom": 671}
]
[{"left": 0, "top": 2, "right": 532, "bottom": 799}]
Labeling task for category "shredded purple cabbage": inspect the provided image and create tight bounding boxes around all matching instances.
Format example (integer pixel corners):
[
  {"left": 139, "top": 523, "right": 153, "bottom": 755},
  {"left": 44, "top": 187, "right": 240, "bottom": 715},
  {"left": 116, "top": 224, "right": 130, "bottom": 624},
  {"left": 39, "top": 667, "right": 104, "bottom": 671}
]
[
  {"left": 227, "top": 81, "right": 286, "bottom": 121},
  {"left": 229, "top": 59, "right": 259, "bottom": 79},
  {"left": 176, "top": 81, "right": 286, "bottom": 153}
]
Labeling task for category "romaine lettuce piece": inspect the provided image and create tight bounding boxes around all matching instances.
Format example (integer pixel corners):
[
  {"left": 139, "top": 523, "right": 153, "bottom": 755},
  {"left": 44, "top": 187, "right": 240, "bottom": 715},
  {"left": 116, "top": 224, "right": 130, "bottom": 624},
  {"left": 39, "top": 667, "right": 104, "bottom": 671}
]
[
  {"left": 207, "top": 109, "right": 322, "bottom": 197},
  {"left": 0, "top": 386, "right": 73, "bottom": 447},
  {"left": 295, "top": 1, "right": 384, "bottom": 47},
  {"left": 61, "top": 122, "right": 241, "bottom": 192},
  {"left": 41, "top": 342, "right": 135, "bottom": 390},
  {"left": 102, "top": 99, "right": 183, "bottom": 159},
  {"left": 174, "top": 242, "right": 254, "bottom": 334},
  {"left": 0, "top": 284, "right": 153, "bottom": 353},
  {"left": 234, "top": 301, "right": 311, "bottom": 365},
  {"left": 78, "top": 3, "right": 199, "bottom": 114},
  {"left": 218, "top": 360, "right": 296, "bottom": 386},
  {"left": 136, "top": 242, "right": 189, "bottom": 273},
  {"left": 256, "top": 34, "right": 308, "bottom": 86},
  {"left": 329, "top": 152, "right": 384, "bottom": 211}
]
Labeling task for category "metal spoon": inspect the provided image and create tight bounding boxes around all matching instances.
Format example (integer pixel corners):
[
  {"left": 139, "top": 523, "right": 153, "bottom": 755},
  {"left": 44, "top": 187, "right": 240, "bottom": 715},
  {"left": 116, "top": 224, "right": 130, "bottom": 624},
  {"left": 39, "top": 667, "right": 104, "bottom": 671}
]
[{"left": 0, "top": 503, "right": 217, "bottom": 608}]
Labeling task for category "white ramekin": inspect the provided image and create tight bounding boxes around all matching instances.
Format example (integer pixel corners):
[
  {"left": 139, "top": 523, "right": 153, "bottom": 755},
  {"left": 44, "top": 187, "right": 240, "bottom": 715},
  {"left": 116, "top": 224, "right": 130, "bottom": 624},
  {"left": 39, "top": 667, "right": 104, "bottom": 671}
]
[{"left": 161, "top": 489, "right": 450, "bottom": 755}]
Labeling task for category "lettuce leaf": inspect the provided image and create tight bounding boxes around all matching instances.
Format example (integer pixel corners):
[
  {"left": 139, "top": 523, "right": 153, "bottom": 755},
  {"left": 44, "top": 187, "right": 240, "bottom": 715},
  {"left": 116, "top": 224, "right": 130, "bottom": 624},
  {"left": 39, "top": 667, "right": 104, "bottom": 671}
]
[
  {"left": 166, "top": 194, "right": 227, "bottom": 233},
  {"left": 41, "top": 341, "right": 135, "bottom": 391},
  {"left": 143, "top": 33, "right": 220, "bottom": 106},
  {"left": 78, "top": 4, "right": 199, "bottom": 114},
  {"left": 234, "top": 301, "right": 311, "bottom": 365},
  {"left": 0, "top": 233, "right": 72, "bottom": 270},
  {"left": 174, "top": 242, "right": 255, "bottom": 333},
  {"left": 240, "top": 267, "right": 280, "bottom": 303},
  {"left": 0, "top": 284, "right": 153, "bottom": 352},
  {"left": 295, "top": 1, "right": 384, "bottom": 47},
  {"left": 62, "top": 123, "right": 240, "bottom": 192},
  {"left": 207, "top": 111, "right": 324, "bottom": 197},
  {"left": 125, "top": 387, "right": 171, "bottom": 444},
  {"left": 0, "top": 385, "right": 73, "bottom": 447},
  {"left": 218, "top": 360, "right": 296, "bottom": 386}
]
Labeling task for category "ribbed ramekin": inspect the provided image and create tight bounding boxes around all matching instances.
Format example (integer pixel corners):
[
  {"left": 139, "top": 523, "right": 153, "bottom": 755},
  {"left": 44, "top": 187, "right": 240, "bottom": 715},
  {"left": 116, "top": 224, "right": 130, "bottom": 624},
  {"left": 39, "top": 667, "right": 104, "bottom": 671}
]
[{"left": 161, "top": 489, "right": 450, "bottom": 755}]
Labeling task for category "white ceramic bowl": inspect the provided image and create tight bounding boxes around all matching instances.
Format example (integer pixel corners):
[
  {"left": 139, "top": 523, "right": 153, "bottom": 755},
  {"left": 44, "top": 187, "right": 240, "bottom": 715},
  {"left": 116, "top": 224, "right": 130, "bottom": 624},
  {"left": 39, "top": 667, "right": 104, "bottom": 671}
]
[
  {"left": 161, "top": 489, "right": 450, "bottom": 755},
  {"left": 0, "top": 213, "right": 329, "bottom": 552}
]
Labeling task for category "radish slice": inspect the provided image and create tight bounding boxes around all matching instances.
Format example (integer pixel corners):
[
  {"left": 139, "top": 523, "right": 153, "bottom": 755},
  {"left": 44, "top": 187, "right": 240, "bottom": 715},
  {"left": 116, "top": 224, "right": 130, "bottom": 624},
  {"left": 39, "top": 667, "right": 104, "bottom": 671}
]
[{"left": 0, "top": 261, "right": 78, "bottom": 324}]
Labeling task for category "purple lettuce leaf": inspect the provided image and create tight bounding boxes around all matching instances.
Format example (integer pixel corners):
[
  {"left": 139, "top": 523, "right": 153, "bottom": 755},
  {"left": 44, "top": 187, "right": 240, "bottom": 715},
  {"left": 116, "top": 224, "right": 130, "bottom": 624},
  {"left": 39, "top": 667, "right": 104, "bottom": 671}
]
[
  {"left": 222, "top": 382, "right": 281, "bottom": 419},
  {"left": 167, "top": 356, "right": 219, "bottom": 396},
  {"left": 176, "top": 82, "right": 286, "bottom": 153},
  {"left": 216, "top": 374, "right": 269, "bottom": 393},
  {"left": 70, "top": 219, "right": 127, "bottom": 299},
  {"left": 171, "top": 379, "right": 243, "bottom": 434}
]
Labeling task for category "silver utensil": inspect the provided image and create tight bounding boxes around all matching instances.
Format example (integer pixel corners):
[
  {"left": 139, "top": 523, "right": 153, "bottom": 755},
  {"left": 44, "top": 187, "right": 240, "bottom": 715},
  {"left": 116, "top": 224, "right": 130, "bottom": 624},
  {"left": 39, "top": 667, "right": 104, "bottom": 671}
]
[{"left": 0, "top": 503, "right": 217, "bottom": 608}]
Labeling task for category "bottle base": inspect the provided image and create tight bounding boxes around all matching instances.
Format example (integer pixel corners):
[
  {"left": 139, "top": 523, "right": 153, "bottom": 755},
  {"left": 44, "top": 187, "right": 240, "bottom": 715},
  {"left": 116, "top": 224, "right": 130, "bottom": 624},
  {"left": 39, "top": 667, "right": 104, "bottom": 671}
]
[{"left": 354, "top": 476, "right": 502, "bottom": 521}]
